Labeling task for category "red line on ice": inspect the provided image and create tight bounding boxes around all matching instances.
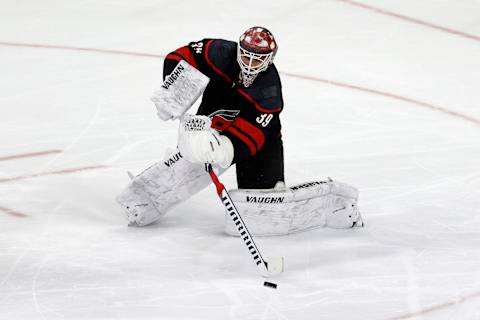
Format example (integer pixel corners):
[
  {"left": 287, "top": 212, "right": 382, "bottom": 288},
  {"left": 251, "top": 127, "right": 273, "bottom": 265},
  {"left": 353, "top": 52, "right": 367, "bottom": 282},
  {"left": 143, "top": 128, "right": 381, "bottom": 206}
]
[
  {"left": 0, "top": 165, "right": 109, "bottom": 183},
  {"left": 335, "top": 0, "right": 480, "bottom": 42},
  {"left": 0, "top": 42, "right": 164, "bottom": 59},
  {"left": 386, "top": 291, "right": 480, "bottom": 320},
  {"left": 0, "top": 206, "right": 29, "bottom": 218},
  {"left": 0, "top": 149, "right": 62, "bottom": 161},
  {"left": 281, "top": 72, "right": 480, "bottom": 126}
]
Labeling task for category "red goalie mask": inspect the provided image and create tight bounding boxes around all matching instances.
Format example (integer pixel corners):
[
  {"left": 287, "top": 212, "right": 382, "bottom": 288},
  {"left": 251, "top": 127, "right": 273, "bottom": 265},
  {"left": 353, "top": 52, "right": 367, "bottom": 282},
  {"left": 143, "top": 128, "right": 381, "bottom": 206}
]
[{"left": 237, "top": 26, "right": 278, "bottom": 87}]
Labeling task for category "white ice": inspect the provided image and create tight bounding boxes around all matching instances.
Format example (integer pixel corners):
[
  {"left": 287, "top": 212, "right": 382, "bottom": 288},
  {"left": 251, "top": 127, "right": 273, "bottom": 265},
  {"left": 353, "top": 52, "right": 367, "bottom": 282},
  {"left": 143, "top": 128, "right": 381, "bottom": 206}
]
[{"left": 1, "top": 1, "right": 480, "bottom": 319}]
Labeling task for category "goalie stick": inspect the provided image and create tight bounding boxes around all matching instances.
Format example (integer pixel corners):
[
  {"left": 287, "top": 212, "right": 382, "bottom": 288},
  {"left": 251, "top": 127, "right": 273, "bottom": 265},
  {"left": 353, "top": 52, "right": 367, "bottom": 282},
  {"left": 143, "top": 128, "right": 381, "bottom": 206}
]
[{"left": 206, "top": 164, "right": 284, "bottom": 277}]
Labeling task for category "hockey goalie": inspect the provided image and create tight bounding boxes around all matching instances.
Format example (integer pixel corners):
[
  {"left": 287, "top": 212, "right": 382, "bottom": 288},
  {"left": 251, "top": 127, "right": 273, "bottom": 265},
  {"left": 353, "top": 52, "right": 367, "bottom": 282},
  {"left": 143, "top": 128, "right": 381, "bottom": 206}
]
[{"left": 116, "top": 26, "right": 364, "bottom": 235}]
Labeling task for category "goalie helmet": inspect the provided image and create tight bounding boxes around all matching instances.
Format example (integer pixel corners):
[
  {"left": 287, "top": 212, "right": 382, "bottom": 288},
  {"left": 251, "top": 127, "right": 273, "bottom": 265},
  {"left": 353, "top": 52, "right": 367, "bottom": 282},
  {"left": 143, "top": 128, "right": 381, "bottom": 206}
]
[{"left": 237, "top": 26, "right": 278, "bottom": 87}]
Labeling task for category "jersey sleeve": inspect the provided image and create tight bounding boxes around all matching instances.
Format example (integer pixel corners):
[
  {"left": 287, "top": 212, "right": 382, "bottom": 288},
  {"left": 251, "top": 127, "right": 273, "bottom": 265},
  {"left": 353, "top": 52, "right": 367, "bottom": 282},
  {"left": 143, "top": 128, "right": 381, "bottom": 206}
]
[{"left": 163, "top": 39, "right": 226, "bottom": 80}]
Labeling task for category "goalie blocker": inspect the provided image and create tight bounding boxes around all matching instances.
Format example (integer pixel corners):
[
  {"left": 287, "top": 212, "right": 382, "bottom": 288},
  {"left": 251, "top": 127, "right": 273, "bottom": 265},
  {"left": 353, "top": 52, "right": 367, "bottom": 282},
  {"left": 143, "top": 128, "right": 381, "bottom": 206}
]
[{"left": 151, "top": 60, "right": 210, "bottom": 121}]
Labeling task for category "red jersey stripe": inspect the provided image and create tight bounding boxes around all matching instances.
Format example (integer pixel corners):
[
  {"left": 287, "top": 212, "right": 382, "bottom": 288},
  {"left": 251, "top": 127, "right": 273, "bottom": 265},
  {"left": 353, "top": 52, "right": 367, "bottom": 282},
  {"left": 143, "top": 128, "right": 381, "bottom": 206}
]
[
  {"left": 232, "top": 117, "right": 265, "bottom": 150},
  {"left": 226, "top": 127, "right": 257, "bottom": 155},
  {"left": 165, "top": 52, "right": 182, "bottom": 62},
  {"left": 236, "top": 88, "right": 282, "bottom": 113},
  {"left": 167, "top": 46, "right": 200, "bottom": 69}
]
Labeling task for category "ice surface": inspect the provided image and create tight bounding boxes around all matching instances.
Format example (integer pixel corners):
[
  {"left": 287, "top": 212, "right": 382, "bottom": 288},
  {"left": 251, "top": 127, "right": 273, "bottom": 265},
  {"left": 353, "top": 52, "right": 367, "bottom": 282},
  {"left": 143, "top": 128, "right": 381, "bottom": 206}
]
[{"left": 1, "top": 0, "right": 480, "bottom": 319}]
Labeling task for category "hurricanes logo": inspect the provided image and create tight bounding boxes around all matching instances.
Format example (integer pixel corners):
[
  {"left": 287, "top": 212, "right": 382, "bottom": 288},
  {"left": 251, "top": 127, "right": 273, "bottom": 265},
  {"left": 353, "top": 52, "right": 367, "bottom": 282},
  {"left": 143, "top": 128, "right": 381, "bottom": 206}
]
[{"left": 209, "top": 109, "right": 240, "bottom": 121}]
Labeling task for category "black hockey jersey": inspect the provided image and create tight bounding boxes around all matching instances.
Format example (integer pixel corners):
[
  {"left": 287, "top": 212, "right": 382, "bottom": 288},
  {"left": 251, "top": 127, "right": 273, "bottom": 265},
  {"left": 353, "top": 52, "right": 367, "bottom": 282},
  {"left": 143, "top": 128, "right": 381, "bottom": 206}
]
[{"left": 163, "top": 38, "right": 284, "bottom": 164}]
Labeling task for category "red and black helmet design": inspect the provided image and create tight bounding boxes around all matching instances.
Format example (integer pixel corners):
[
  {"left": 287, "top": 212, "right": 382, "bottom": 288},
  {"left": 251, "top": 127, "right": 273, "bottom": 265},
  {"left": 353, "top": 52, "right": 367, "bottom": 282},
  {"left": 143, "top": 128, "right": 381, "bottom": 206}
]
[
  {"left": 237, "top": 27, "right": 278, "bottom": 87},
  {"left": 239, "top": 26, "right": 278, "bottom": 55}
]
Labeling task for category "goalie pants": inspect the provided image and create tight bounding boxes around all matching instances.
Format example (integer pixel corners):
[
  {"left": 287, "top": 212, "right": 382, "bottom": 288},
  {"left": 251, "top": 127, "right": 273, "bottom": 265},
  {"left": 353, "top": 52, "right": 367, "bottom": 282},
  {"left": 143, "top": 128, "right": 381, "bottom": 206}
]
[{"left": 235, "top": 135, "right": 284, "bottom": 189}]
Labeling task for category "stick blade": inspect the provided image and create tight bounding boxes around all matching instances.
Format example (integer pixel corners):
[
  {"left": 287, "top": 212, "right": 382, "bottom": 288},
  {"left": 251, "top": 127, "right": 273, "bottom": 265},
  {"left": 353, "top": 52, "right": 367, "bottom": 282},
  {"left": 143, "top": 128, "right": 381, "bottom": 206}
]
[{"left": 265, "top": 256, "right": 284, "bottom": 276}]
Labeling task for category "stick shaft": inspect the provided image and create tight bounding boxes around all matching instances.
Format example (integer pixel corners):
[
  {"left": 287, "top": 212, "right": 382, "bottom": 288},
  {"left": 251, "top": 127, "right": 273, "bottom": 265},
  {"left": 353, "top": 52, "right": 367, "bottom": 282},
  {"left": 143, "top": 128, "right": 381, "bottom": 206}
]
[{"left": 206, "top": 165, "right": 270, "bottom": 276}]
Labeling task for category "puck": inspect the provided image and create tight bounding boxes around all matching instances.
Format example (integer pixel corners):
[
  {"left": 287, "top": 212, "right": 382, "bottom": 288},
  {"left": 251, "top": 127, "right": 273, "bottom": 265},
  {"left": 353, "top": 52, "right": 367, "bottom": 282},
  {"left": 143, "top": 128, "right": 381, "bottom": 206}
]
[{"left": 263, "top": 281, "right": 278, "bottom": 289}]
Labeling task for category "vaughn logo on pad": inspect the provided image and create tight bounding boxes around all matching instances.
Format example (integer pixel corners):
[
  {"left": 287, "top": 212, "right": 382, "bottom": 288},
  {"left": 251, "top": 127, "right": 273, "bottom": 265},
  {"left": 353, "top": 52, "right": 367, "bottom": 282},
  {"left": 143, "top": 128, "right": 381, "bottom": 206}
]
[
  {"left": 246, "top": 196, "right": 284, "bottom": 204},
  {"left": 162, "top": 64, "right": 186, "bottom": 90},
  {"left": 290, "top": 181, "right": 328, "bottom": 191},
  {"left": 164, "top": 152, "right": 182, "bottom": 167}
]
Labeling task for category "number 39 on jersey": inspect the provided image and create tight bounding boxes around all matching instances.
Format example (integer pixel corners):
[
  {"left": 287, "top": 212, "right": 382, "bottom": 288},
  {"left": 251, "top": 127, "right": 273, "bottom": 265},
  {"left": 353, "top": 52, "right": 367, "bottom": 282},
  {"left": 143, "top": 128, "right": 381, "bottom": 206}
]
[{"left": 256, "top": 113, "right": 273, "bottom": 127}]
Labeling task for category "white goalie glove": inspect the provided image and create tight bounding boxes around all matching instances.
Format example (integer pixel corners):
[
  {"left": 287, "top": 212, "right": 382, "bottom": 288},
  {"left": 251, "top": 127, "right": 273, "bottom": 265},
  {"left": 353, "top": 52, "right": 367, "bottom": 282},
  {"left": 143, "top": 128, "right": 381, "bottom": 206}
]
[
  {"left": 178, "top": 114, "right": 234, "bottom": 169},
  {"left": 151, "top": 60, "right": 210, "bottom": 121}
]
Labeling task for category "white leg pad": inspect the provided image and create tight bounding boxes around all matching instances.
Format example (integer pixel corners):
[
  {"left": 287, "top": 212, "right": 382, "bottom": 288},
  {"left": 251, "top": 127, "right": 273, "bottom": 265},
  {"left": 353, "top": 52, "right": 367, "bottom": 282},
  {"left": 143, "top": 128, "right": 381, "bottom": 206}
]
[
  {"left": 225, "top": 179, "right": 363, "bottom": 236},
  {"left": 116, "top": 148, "right": 217, "bottom": 226}
]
